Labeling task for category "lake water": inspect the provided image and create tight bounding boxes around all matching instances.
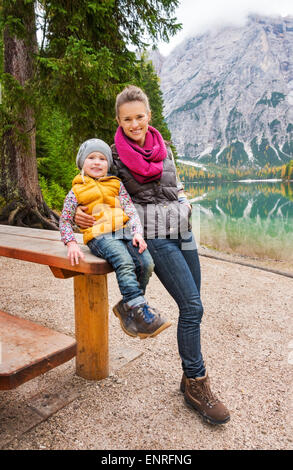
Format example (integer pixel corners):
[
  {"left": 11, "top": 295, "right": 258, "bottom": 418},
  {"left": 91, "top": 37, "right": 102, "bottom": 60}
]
[{"left": 187, "top": 181, "right": 293, "bottom": 264}]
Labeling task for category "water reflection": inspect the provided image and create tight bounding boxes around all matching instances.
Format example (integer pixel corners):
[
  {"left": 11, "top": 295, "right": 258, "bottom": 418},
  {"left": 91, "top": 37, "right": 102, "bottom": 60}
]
[{"left": 188, "top": 181, "right": 293, "bottom": 262}]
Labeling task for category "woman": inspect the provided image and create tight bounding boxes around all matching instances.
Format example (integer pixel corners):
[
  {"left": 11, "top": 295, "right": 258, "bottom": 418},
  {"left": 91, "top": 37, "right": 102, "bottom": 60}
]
[{"left": 75, "top": 85, "right": 230, "bottom": 425}]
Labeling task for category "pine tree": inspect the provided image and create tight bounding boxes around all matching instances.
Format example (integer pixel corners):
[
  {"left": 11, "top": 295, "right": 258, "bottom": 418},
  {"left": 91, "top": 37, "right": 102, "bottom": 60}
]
[{"left": 0, "top": 0, "right": 59, "bottom": 228}]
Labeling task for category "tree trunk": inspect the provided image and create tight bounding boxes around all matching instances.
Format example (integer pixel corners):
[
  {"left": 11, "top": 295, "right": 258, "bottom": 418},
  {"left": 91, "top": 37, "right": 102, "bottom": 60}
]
[{"left": 0, "top": 1, "right": 58, "bottom": 229}]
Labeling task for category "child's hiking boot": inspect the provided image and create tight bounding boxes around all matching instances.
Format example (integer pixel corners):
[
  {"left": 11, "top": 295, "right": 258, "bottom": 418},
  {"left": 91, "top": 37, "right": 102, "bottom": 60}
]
[
  {"left": 113, "top": 300, "right": 171, "bottom": 339},
  {"left": 180, "top": 373, "right": 230, "bottom": 425}
]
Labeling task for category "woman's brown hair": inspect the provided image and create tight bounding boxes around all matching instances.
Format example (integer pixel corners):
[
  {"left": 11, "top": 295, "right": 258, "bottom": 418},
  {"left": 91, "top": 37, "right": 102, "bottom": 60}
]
[{"left": 115, "top": 85, "right": 151, "bottom": 117}]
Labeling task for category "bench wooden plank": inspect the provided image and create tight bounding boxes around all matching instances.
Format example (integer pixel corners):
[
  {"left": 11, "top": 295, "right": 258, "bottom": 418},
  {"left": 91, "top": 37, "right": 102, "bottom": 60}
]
[
  {"left": 0, "top": 225, "right": 83, "bottom": 244},
  {"left": 0, "top": 228, "right": 113, "bottom": 275},
  {"left": 49, "top": 267, "right": 81, "bottom": 279},
  {"left": 0, "top": 310, "right": 77, "bottom": 390}
]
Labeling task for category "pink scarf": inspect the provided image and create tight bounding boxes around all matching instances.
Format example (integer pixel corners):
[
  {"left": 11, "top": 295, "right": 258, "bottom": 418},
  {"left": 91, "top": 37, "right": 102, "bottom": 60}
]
[{"left": 114, "top": 125, "right": 167, "bottom": 184}]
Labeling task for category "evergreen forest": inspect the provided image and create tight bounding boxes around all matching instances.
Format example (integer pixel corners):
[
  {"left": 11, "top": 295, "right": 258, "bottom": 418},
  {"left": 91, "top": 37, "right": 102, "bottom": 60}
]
[{"left": 0, "top": 0, "right": 180, "bottom": 226}]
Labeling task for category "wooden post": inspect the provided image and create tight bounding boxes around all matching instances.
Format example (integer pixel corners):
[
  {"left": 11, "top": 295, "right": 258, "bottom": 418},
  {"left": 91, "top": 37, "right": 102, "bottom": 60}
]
[{"left": 73, "top": 274, "right": 109, "bottom": 380}]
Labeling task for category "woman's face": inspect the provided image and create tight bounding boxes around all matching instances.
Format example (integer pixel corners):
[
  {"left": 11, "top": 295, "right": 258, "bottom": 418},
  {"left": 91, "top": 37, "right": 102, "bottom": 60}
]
[{"left": 117, "top": 100, "right": 151, "bottom": 147}]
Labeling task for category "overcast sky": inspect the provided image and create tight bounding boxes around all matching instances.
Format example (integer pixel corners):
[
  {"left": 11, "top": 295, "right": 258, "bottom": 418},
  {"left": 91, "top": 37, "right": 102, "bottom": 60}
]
[{"left": 157, "top": 0, "right": 293, "bottom": 56}]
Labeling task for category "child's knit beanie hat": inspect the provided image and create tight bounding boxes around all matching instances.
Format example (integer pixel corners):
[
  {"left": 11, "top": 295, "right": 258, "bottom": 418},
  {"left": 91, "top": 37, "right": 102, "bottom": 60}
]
[{"left": 76, "top": 138, "right": 113, "bottom": 170}]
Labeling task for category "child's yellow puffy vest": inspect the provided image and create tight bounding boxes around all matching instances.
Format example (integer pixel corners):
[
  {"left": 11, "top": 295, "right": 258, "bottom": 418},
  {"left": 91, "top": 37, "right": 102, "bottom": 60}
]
[{"left": 72, "top": 174, "right": 129, "bottom": 244}]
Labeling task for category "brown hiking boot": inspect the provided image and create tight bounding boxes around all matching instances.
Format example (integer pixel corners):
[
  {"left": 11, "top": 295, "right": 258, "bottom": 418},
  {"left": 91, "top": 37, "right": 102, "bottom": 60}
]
[
  {"left": 181, "top": 373, "right": 230, "bottom": 425},
  {"left": 113, "top": 300, "right": 171, "bottom": 339}
]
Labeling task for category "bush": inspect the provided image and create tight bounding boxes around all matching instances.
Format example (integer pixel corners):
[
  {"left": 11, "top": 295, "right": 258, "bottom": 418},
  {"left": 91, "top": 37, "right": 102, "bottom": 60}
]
[{"left": 36, "top": 105, "right": 79, "bottom": 210}]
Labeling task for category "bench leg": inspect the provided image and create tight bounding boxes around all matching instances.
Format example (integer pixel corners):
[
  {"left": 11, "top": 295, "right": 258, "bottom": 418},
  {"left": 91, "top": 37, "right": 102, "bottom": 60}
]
[{"left": 73, "top": 274, "right": 109, "bottom": 380}]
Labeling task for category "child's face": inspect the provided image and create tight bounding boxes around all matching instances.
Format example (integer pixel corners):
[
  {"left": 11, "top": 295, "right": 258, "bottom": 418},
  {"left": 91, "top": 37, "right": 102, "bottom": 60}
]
[{"left": 83, "top": 152, "right": 108, "bottom": 178}]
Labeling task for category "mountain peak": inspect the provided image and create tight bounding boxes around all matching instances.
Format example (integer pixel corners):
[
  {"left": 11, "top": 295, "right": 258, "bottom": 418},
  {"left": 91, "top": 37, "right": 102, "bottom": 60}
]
[{"left": 155, "top": 15, "right": 293, "bottom": 167}]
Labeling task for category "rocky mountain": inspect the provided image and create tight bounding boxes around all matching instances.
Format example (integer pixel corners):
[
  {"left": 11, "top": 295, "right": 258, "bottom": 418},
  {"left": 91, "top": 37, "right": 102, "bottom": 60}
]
[{"left": 151, "top": 15, "right": 293, "bottom": 167}]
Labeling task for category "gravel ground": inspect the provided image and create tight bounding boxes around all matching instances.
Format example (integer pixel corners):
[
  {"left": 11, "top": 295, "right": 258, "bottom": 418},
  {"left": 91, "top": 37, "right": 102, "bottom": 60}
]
[{"left": 0, "top": 251, "right": 292, "bottom": 450}]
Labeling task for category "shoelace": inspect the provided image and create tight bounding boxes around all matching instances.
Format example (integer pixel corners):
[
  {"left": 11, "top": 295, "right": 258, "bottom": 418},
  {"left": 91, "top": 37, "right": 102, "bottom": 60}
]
[
  {"left": 190, "top": 379, "right": 219, "bottom": 406},
  {"left": 140, "top": 304, "right": 155, "bottom": 324}
]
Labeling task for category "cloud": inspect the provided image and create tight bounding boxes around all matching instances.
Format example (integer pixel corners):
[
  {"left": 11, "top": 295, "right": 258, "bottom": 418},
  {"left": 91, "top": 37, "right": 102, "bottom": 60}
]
[{"left": 158, "top": 0, "right": 293, "bottom": 55}]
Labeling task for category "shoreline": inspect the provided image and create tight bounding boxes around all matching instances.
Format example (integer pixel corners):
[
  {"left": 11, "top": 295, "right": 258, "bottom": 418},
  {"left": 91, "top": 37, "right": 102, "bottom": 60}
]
[
  {"left": 181, "top": 179, "right": 293, "bottom": 184},
  {"left": 198, "top": 244, "right": 293, "bottom": 278},
  {"left": 177, "top": 160, "right": 293, "bottom": 183}
]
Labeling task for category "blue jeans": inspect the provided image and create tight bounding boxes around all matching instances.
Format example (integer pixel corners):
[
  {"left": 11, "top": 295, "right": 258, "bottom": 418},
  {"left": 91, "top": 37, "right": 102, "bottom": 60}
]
[
  {"left": 146, "top": 232, "right": 206, "bottom": 378},
  {"left": 87, "top": 231, "right": 154, "bottom": 305}
]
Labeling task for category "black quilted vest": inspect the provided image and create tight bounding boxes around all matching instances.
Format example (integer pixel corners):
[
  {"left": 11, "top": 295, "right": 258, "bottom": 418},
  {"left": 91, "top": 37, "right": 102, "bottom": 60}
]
[{"left": 111, "top": 143, "right": 191, "bottom": 238}]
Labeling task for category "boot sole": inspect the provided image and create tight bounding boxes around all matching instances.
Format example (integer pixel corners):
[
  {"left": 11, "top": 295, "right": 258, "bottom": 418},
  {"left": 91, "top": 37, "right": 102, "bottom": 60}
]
[
  {"left": 184, "top": 395, "right": 230, "bottom": 425},
  {"left": 113, "top": 307, "right": 172, "bottom": 339},
  {"left": 138, "top": 321, "right": 172, "bottom": 339}
]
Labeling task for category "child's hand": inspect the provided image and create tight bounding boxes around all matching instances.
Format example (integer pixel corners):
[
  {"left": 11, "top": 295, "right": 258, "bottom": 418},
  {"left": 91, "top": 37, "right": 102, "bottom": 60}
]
[
  {"left": 132, "top": 233, "right": 147, "bottom": 254},
  {"left": 67, "top": 241, "right": 85, "bottom": 266}
]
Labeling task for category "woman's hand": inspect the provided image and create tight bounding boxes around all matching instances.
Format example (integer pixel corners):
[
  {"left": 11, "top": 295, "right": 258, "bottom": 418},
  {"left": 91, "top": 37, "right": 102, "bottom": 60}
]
[
  {"left": 186, "top": 202, "right": 192, "bottom": 213},
  {"left": 75, "top": 205, "right": 95, "bottom": 229},
  {"left": 67, "top": 241, "right": 85, "bottom": 266},
  {"left": 132, "top": 233, "right": 147, "bottom": 254},
  {"left": 180, "top": 200, "right": 192, "bottom": 214}
]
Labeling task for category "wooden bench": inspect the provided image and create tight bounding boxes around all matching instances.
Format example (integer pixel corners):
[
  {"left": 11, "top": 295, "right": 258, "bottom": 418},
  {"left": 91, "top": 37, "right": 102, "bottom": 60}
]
[{"left": 0, "top": 225, "right": 114, "bottom": 390}]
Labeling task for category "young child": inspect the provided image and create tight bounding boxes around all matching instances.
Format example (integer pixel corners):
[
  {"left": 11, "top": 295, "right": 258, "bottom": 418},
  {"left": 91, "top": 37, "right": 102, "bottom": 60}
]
[{"left": 59, "top": 138, "right": 171, "bottom": 339}]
